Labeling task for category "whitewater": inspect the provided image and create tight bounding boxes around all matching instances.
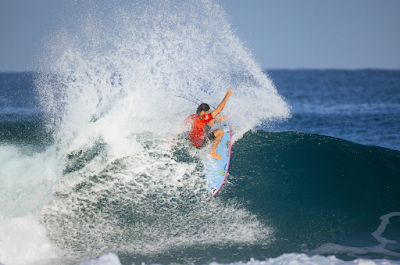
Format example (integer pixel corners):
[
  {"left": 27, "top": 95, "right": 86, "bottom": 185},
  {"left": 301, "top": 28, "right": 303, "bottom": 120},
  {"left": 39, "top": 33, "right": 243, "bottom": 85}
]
[{"left": 0, "top": 0, "right": 399, "bottom": 265}]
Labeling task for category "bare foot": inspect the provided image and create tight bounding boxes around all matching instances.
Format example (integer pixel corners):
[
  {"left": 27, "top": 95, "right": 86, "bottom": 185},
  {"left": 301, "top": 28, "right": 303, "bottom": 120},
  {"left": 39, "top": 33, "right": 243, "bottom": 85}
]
[{"left": 210, "top": 151, "right": 222, "bottom": 160}]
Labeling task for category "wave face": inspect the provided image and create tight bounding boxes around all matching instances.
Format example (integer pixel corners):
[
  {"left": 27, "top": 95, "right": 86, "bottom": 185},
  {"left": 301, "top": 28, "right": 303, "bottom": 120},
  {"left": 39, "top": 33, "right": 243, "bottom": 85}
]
[{"left": 227, "top": 131, "right": 400, "bottom": 261}]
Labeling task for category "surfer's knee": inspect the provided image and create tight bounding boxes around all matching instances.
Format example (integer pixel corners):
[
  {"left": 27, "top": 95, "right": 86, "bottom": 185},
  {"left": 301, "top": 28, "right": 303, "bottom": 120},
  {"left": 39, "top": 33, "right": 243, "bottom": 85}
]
[{"left": 214, "top": 129, "right": 223, "bottom": 139}]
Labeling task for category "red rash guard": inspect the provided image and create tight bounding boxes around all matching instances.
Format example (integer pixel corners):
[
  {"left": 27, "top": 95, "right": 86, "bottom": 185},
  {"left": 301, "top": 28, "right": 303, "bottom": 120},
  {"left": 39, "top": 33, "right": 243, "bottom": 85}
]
[{"left": 185, "top": 113, "right": 213, "bottom": 147}]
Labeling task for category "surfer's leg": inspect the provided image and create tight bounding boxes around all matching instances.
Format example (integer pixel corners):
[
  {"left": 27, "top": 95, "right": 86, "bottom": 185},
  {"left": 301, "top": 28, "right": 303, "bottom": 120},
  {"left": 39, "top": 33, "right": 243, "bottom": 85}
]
[{"left": 210, "top": 129, "right": 223, "bottom": 160}]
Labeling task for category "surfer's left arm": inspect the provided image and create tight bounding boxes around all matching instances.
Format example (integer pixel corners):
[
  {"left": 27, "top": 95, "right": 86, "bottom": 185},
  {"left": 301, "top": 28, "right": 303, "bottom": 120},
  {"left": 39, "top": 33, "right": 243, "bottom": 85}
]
[{"left": 206, "top": 115, "right": 225, "bottom": 127}]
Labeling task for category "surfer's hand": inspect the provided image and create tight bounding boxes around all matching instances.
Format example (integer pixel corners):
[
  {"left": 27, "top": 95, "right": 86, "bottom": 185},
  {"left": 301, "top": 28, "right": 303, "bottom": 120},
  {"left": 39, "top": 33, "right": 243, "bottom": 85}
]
[{"left": 226, "top": 87, "right": 233, "bottom": 97}]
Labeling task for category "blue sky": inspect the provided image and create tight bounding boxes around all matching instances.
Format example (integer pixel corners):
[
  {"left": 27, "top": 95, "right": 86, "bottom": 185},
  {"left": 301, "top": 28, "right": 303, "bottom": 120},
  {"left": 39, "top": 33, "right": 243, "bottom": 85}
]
[
  {"left": 218, "top": 0, "right": 400, "bottom": 70},
  {"left": 1, "top": 0, "right": 400, "bottom": 72}
]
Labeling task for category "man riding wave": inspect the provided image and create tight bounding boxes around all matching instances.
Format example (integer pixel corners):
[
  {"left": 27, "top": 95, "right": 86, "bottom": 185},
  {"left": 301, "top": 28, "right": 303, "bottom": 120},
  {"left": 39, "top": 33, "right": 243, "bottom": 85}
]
[{"left": 184, "top": 88, "right": 233, "bottom": 160}]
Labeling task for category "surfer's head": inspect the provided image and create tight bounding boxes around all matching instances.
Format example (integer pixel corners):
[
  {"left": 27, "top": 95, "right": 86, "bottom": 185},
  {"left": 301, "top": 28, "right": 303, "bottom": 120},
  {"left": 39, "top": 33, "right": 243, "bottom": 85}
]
[{"left": 197, "top": 103, "right": 210, "bottom": 115}]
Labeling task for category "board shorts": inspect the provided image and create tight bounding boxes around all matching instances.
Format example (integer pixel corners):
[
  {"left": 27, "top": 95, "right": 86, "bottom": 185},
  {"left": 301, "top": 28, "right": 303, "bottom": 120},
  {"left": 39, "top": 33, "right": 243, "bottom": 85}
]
[{"left": 196, "top": 124, "right": 216, "bottom": 149}]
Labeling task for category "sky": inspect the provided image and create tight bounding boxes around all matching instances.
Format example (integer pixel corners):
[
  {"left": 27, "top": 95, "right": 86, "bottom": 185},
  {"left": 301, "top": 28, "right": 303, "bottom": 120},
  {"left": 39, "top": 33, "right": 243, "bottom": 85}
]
[{"left": 0, "top": 0, "right": 400, "bottom": 72}]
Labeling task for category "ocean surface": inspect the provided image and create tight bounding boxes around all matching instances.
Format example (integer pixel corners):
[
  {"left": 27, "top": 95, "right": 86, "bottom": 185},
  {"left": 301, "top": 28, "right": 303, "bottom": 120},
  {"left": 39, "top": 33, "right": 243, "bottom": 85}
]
[{"left": 1, "top": 1, "right": 399, "bottom": 265}]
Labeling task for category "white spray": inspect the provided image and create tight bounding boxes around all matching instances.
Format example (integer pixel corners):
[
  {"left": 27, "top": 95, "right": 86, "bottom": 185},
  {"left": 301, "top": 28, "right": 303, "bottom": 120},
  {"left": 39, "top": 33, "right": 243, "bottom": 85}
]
[{"left": 1, "top": 0, "right": 290, "bottom": 263}]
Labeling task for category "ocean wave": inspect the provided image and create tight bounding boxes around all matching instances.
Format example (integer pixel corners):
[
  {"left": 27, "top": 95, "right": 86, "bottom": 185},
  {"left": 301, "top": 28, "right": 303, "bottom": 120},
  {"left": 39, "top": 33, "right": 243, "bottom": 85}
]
[{"left": 1, "top": 129, "right": 399, "bottom": 264}]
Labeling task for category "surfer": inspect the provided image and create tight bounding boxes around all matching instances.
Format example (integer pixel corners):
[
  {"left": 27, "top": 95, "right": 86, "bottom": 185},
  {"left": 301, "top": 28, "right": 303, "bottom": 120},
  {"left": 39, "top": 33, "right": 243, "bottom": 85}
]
[{"left": 184, "top": 88, "right": 233, "bottom": 160}]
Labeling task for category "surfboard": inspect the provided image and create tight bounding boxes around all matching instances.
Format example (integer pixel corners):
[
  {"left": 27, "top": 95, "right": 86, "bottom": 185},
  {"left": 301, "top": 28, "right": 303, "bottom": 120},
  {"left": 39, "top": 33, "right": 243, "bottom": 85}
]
[{"left": 204, "top": 117, "right": 232, "bottom": 196}]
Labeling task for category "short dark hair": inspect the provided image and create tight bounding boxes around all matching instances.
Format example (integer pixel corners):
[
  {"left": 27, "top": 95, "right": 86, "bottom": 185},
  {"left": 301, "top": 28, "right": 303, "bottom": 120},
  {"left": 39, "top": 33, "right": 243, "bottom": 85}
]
[{"left": 196, "top": 103, "right": 210, "bottom": 114}]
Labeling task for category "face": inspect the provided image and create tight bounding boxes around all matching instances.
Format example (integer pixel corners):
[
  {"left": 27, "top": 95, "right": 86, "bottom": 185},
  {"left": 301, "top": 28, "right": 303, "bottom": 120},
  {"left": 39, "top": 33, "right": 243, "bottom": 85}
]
[{"left": 200, "top": 110, "right": 209, "bottom": 116}]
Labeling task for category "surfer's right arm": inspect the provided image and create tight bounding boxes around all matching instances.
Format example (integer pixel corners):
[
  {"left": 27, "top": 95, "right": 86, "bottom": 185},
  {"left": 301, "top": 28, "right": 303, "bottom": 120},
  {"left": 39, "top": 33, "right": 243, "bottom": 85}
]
[{"left": 211, "top": 87, "right": 232, "bottom": 118}]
